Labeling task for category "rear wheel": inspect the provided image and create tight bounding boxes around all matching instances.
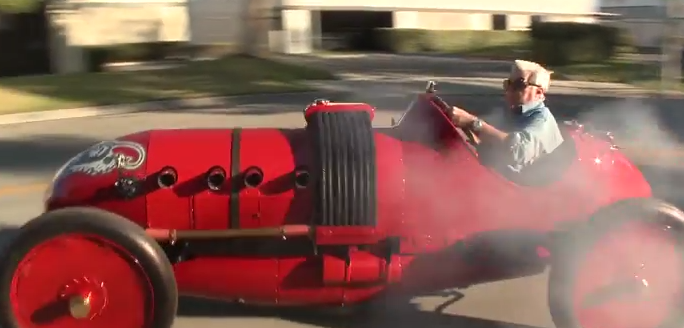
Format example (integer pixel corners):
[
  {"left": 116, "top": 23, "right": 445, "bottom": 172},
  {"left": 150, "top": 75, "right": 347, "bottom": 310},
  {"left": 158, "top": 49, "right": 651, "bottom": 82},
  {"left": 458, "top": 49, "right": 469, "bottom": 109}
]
[
  {"left": 549, "top": 199, "right": 684, "bottom": 328},
  {"left": 0, "top": 207, "right": 178, "bottom": 328}
]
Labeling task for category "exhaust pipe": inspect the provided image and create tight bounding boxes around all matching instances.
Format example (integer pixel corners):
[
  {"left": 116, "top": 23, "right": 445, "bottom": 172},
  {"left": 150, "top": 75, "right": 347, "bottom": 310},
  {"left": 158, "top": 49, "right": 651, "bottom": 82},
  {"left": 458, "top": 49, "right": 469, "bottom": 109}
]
[
  {"left": 157, "top": 167, "right": 178, "bottom": 188},
  {"left": 206, "top": 166, "right": 226, "bottom": 191},
  {"left": 243, "top": 167, "right": 264, "bottom": 188},
  {"left": 294, "top": 167, "right": 310, "bottom": 189}
]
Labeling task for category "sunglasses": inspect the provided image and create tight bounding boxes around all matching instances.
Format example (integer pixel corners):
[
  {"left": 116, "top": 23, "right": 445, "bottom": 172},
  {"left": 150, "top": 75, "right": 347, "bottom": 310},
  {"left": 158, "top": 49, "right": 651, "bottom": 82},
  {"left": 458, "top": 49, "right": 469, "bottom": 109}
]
[{"left": 503, "top": 77, "right": 542, "bottom": 91}]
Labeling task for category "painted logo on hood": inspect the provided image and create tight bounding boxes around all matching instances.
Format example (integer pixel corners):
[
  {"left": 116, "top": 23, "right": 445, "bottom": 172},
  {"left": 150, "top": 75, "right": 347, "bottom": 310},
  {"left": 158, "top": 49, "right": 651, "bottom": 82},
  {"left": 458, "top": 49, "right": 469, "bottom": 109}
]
[{"left": 64, "top": 140, "right": 146, "bottom": 176}]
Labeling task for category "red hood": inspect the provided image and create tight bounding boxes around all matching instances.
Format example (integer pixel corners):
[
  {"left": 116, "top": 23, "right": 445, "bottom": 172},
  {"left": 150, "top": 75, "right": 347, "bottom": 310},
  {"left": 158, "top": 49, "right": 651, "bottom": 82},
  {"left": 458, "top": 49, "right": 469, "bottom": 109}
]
[{"left": 45, "top": 126, "right": 407, "bottom": 232}]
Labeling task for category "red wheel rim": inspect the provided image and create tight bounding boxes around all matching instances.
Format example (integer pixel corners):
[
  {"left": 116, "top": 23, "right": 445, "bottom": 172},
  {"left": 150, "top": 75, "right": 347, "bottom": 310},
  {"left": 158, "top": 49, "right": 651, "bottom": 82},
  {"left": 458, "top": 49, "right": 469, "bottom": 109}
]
[
  {"left": 10, "top": 234, "right": 154, "bottom": 328},
  {"left": 573, "top": 220, "right": 683, "bottom": 328}
]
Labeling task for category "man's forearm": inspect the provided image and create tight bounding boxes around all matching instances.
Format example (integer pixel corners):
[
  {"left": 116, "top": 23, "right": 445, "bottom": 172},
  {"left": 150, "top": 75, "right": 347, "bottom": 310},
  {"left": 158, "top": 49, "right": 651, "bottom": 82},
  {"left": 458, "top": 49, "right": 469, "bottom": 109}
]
[{"left": 476, "top": 121, "right": 509, "bottom": 143}]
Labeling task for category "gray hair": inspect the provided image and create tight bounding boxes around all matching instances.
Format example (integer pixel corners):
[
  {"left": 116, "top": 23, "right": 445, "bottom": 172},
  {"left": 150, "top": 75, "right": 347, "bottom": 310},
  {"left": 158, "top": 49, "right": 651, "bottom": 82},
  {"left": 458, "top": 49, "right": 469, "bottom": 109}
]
[{"left": 511, "top": 59, "right": 553, "bottom": 92}]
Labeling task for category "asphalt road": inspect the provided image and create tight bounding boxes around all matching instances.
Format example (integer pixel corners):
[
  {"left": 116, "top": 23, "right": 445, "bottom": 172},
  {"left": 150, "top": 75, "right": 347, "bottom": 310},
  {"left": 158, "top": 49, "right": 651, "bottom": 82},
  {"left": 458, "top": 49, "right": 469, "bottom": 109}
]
[{"left": 0, "top": 55, "right": 683, "bottom": 328}]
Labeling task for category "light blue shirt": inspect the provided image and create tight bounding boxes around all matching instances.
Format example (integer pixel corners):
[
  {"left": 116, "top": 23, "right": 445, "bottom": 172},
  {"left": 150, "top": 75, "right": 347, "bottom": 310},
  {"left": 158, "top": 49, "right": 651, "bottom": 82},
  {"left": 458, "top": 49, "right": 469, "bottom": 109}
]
[{"left": 480, "top": 100, "right": 564, "bottom": 173}]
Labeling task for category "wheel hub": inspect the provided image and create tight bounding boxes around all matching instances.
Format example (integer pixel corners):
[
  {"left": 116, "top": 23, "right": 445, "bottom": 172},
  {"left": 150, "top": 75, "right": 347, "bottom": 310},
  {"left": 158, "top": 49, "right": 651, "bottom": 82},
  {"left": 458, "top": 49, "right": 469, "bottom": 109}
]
[
  {"left": 581, "top": 272, "right": 651, "bottom": 308},
  {"left": 573, "top": 220, "right": 683, "bottom": 328},
  {"left": 68, "top": 294, "right": 91, "bottom": 319},
  {"left": 60, "top": 277, "right": 108, "bottom": 320},
  {"left": 8, "top": 229, "right": 158, "bottom": 328}
]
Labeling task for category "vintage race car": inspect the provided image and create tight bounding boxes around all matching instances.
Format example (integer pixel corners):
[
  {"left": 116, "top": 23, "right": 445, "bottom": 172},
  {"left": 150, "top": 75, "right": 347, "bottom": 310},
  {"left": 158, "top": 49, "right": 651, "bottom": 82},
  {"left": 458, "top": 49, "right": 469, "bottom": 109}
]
[{"left": 0, "top": 81, "right": 682, "bottom": 328}]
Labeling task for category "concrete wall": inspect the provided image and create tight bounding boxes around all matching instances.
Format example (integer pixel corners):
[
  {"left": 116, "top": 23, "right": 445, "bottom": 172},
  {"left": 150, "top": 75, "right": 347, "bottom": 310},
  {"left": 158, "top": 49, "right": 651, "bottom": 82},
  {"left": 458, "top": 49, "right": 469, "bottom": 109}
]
[
  {"left": 187, "top": 0, "right": 276, "bottom": 54},
  {"left": 52, "top": 0, "right": 189, "bottom": 46},
  {"left": 598, "top": 0, "right": 684, "bottom": 48},
  {"left": 604, "top": 18, "right": 663, "bottom": 48},
  {"left": 50, "top": 0, "right": 602, "bottom": 70},
  {"left": 186, "top": 0, "right": 243, "bottom": 45},
  {"left": 282, "top": 0, "right": 595, "bottom": 15},
  {"left": 600, "top": 4, "right": 666, "bottom": 48},
  {"left": 279, "top": 0, "right": 598, "bottom": 33},
  {"left": 602, "top": 0, "right": 664, "bottom": 8},
  {"left": 399, "top": 12, "right": 594, "bottom": 30},
  {"left": 48, "top": 1, "right": 190, "bottom": 73}
]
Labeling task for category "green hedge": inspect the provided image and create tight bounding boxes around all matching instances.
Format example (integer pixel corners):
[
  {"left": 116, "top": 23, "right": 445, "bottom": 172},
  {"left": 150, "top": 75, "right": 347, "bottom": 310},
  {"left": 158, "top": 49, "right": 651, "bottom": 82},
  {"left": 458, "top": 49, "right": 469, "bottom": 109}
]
[
  {"left": 529, "top": 22, "right": 631, "bottom": 65},
  {"left": 371, "top": 28, "right": 528, "bottom": 55},
  {"left": 372, "top": 24, "right": 632, "bottom": 66}
]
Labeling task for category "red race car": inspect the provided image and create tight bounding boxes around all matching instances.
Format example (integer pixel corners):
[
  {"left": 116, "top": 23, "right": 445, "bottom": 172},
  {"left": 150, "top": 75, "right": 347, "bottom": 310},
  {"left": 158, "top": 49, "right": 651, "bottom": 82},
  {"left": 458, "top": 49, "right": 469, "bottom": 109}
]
[{"left": 1, "top": 81, "right": 682, "bottom": 328}]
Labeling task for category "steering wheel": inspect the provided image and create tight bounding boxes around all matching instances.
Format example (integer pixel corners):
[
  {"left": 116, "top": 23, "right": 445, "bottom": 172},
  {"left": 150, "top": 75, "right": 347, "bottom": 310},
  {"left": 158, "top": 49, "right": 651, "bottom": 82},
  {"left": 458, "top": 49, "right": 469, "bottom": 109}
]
[{"left": 425, "top": 81, "right": 479, "bottom": 147}]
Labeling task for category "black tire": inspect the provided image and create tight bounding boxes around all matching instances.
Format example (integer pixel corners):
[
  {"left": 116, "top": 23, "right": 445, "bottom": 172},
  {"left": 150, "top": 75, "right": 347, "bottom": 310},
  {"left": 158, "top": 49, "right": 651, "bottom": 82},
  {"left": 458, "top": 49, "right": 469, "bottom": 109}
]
[
  {"left": 549, "top": 198, "right": 684, "bottom": 328},
  {"left": 0, "top": 207, "right": 178, "bottom": 328}
]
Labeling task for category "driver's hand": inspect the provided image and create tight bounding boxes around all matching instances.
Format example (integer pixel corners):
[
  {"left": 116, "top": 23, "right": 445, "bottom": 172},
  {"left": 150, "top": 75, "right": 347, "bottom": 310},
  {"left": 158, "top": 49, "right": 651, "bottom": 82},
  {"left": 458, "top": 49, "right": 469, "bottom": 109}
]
[{"left": 450, "top": 106, "right": 476, "bottom": 128}]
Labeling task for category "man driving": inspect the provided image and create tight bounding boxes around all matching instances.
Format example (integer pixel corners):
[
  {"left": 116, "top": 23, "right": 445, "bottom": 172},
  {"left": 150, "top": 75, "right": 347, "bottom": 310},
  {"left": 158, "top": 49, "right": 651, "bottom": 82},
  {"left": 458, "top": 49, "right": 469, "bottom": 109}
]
[{"left": 449, "top": 59, "right": 564, "bottom": 172}]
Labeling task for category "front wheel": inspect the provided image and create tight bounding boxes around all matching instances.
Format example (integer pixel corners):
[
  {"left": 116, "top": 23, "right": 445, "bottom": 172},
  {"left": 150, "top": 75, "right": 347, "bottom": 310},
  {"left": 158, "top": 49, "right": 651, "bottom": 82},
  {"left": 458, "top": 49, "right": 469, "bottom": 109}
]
[
  {"left": 549, "top": 199, "right": 684, "bottom": 328},
  {"left": 0, "top": 207, "right": 178, "bottom": 328}
]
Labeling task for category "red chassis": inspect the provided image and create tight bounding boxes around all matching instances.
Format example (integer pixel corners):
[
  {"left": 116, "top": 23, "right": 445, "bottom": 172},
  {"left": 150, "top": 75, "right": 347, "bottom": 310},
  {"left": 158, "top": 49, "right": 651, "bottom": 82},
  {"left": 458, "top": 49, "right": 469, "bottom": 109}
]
[{"left": 1, "top": 81, "right": 684, "bottom": 328}]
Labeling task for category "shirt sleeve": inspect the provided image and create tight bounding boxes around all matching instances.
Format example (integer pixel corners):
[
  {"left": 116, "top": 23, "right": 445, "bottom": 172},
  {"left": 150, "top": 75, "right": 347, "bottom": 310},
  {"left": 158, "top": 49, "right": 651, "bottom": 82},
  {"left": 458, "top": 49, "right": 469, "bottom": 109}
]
[{"left": 505, "top": 113, "right": 549, "bottom": 172}]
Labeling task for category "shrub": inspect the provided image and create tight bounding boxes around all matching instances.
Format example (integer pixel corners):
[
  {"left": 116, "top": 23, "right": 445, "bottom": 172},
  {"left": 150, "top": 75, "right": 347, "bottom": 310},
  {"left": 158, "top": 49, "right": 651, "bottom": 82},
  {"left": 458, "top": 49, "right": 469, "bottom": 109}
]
[
  {"left": 371, "top": 28, "right": 528, "bottom": 56},
  {"left": 529, "top": 22, "right": 630, "bottom": 65},
  {"left": 372, "top": 28, "right": 430, "bottom": 53}
]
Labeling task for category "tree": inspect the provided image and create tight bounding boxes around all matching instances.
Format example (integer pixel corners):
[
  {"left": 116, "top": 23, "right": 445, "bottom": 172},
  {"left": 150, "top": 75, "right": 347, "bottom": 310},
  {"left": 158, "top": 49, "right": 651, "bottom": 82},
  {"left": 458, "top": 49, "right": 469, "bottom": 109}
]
[{"left": 0, "top": 0, "right": 43, "bottom": 14}]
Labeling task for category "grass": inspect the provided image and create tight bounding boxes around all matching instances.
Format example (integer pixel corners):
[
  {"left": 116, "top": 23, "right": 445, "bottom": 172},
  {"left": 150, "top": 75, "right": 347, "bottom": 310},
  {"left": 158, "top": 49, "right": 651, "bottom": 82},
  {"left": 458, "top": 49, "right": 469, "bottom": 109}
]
[
  {"left": 453, "top": 44, "right": 531, "bottom": 61},
  {"left": 0, "top": 55, "right": 336, "bottom": 114},
  {"left": 550, "top": 60, "right": 660, "bottom": 84},
  {"left": 549, "top": 60, "right": 684, "bottom": 92}
]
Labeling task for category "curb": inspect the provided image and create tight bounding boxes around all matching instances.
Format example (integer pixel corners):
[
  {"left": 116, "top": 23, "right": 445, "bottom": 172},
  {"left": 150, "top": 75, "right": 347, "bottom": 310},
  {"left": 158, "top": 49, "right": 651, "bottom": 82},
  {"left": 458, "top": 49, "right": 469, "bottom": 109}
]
[
  {"left": 0, "top": 90, "right": 350, "bottom": 126},
  {"left": 302, "top": 53, "right": 512, "bottom": 64}
]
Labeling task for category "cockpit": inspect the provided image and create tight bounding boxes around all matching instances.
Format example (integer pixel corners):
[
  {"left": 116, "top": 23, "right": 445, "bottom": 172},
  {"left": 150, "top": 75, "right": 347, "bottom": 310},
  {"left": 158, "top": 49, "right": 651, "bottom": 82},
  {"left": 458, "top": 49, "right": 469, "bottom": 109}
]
[{"left": 389, "top": 81, "right": 578, "bottom": 187}]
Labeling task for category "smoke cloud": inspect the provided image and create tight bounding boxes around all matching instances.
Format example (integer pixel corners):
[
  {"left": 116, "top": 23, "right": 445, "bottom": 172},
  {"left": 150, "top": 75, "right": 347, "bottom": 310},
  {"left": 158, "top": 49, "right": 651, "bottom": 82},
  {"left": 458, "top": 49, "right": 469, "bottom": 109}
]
[{"left": 355, "top": 81, "right": 684, "bottom": 324}]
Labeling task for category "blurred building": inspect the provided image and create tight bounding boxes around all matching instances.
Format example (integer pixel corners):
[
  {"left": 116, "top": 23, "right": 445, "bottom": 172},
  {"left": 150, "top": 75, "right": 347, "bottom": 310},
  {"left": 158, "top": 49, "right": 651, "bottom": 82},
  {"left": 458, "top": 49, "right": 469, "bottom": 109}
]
[
  {"left": 46, "top": 0, "right": 189, "bottom": 73},
  {"left": 600, "top": 0, "right": 666, "bottom": 49},
  {"left": 45, "top": 0, "right": 604, "bottom": 72},
  {"left": 191, "top": 0, "right": 603, "bottom": 54}
]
